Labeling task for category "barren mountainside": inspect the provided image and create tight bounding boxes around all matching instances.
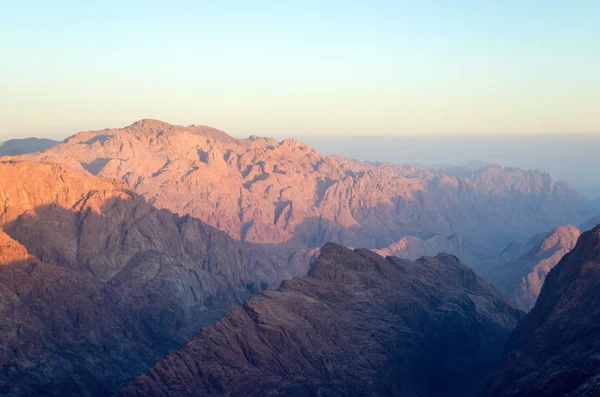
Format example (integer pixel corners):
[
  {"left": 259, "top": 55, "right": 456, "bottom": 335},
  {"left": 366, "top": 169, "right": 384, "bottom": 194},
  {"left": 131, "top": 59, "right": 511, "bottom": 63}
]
[
  {"left": 485, "top": 224, "right": 600, "bottom": 396},
  {"left": 2, "top": 120, "right": 596, "bottom": 397},
  {"left": 0, "top": 160, "right": 284, "bottom": 397},
  {"left": 24, "top": 120, "right": 593, "bottom": 265},
  {"left": 376, "top": 232, "right": 477, "bottom": 266},
  {"left": 473, "top": 225, "right": 581, "bottom": 311},
  {"left": 119, "top": 243, "right": 523, "bottom": 397}
]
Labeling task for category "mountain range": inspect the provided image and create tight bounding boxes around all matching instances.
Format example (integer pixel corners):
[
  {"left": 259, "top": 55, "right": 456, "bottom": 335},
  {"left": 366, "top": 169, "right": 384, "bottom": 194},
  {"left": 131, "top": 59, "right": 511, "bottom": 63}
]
[
  {"left": 120, "top": 244, "right": 523, "bottom": 397},
  {"left": 0, "top": 160, "right": 284, "bottom": 396},
  {"left": 0, "top": 137, "right": 59, "bottom": 156},
  {"left": 23, "top": 120, "right": 598, "bottom": 271},
  {"left": 1, "top": 119, "right": 600, "bottom": 396}
]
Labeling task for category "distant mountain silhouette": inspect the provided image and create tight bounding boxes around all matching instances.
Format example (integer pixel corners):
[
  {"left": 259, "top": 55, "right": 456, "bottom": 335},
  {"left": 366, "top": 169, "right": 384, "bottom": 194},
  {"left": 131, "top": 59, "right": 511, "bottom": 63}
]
[
  {"left": 581, "top": 212, "right": 600, "bottom": 232},
  {"left": 0, "top": 137, "right": 58, "bottom": 156},
  {"left": 410, "top": 160, "right": 491, "bottom": 178}
]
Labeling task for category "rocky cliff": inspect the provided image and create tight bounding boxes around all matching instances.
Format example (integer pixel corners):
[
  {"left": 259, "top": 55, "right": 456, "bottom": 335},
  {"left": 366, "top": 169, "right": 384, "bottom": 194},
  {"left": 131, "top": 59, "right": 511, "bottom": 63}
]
[
  {"left": 0, "top": 160, "right": 278, "bottom": 396},
  {"left": 120, "top": 244, "right": 523, "bottom": 397},
  {"left": 485, "top": 224, "right": 600, "bottom": 396},
  {"left": 376, "top": 232, "right": 477, "bottom": 266},
  {"left": 27, "top": 119, "right": 595, "bottom": 274},
  {"left": 474, "top": 225, "right": 581, "bottom": 311}
]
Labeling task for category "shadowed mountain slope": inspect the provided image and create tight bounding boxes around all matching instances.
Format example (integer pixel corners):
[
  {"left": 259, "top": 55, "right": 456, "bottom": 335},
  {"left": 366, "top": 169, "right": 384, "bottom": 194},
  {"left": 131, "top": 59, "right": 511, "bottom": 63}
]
[
  {"left": 0, "top": 160, "right": 284, "bottom": 397},
  {"left": 120, "top": 244, "right": 523, "bottom": 397},
  {"left": 485, "top": 224, "right": 600, "bottom": 396},
  {"left": 474, "top": 225, "right": 581, "bottom": 311}
]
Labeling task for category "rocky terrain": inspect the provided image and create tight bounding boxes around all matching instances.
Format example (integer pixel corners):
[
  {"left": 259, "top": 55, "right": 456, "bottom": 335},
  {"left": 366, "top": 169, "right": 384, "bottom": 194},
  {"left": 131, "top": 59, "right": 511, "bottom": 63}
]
[
  {"left": 25, "top": 119, "right": 596, "bottom": 274},
  {"left": 119, "top": 243, "right": 523, "bottom": 397},
  {"left": 473, "top": 225, "right": 581, "bottom": 311},
  {"left": 2, "top": 120, "right": 597, "bottom": 396},
  {"left": 376, "top": 232, "right": 477, "bottom": 266},
  {"left": 485, "top": 223, "right": 600, "bottom": 396},
  {"left": 0, "top": 160, "right": 283, "bottom": 396},
  {"left": 0, "top": 137, "right": 59, "bottom": 156}
]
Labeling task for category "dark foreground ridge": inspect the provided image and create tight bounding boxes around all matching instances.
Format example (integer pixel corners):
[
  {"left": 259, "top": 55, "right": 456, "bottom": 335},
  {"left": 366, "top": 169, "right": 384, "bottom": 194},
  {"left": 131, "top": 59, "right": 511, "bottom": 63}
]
[
  {"left": 120, "top": 243, "right": 523, "bottom": 397},
  {"left": 485, "top": 223, "right": 600, "bottom": 397}
]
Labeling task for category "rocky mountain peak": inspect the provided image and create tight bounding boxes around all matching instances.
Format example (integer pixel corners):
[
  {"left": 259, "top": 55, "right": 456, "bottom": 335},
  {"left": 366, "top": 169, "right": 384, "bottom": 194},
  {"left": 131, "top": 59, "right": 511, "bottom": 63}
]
[
  {"left": 119, "top": 245, "right": 523, "bottom": 397},
  {"left": 129, "top": 118, "right": 171, "bottom": 129},
  {"left": 537, "top": 224, "right": 580, "bottom": 254},
  {"left": 24, "top": 120, "right": 595, "bottom": 270},
  {"left": 0, "top": 158, "right": 294, "bottom": 396},
  {"left": 474, "top": 223, "right": 582, "bottom": 311}
]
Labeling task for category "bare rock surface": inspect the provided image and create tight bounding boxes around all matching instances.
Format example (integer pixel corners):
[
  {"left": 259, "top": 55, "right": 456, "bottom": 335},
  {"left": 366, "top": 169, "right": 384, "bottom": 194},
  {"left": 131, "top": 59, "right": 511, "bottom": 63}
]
[
  {"left": 474, "top": 225, "right": 580, "bottom": 311},
  {"left": 120, "top": 244, "right": 523, "bottom": 397},
  {"left": 26, "top": 119, "right": 596, "bottom": 275},
  {"left": 376, "top": 232, "right": 477, "bottom": 266},
  {"left": 0, "top": 160, "right": 279, "bottom": 396},
  {"left": 485, "top": 223, "right": 600, "bottom": 397}
]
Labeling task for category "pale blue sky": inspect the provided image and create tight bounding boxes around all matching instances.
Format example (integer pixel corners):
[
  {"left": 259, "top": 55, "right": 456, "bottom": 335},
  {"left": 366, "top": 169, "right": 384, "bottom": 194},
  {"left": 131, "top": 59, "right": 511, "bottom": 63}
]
[{"left": 0, "top": 1, "right": 599, "bottom": 138}]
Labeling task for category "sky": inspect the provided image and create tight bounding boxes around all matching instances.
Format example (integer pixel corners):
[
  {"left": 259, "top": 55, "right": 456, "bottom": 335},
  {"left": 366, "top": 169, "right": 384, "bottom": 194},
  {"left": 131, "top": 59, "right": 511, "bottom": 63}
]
[{"left": 1, "top": 1, "right": 599, "bottom": 138}]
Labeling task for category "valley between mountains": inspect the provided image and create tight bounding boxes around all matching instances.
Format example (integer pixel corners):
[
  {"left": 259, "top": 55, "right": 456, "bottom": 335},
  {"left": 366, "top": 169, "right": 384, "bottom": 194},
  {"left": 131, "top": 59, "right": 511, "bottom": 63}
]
[{"left": 1, "top": 120, "right": 599, "bottom": 396}]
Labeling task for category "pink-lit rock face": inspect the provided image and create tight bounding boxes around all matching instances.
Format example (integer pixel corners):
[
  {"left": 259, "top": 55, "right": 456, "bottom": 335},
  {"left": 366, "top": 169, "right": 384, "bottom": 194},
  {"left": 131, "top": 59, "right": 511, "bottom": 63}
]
[
  {"left": 0, "top": 159, "right": 283, "bottom": 397},
  {"left": 26, "top": 119, "right": 595, "bottom": 273}
]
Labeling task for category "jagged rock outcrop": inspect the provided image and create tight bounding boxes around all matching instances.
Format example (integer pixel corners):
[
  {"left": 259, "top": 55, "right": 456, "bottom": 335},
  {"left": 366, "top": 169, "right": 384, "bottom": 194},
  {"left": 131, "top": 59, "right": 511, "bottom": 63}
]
[
  {"left": 120, "top": 243, "right": 523, "bottom": 397},
  {"left": 376, "top": 232, "right": 477, "bottom": 266},
  {"left": 26, "top": 120, "right": 596, "bottom": 275},
  {"left": 485, "top": 224, "right": 600, "bottom": 397},
  {"left": 474, "top": 225, "right": 580, "bottom": 311},
  {"left": 0, "top": 160, "right": 280, "bottom": 396},
  {"left": 0, "top": 137, "right": 58, "bottom": 156}
]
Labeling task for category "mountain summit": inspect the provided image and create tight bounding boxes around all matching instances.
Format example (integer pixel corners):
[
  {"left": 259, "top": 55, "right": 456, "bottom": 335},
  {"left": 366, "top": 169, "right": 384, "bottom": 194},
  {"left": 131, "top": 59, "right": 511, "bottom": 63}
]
[
  {"left": 26, "top": 120, "right": 596, "bottom": 278},
  {"left": 119, "top": 244, "right": 523, "bottom": 397}
]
